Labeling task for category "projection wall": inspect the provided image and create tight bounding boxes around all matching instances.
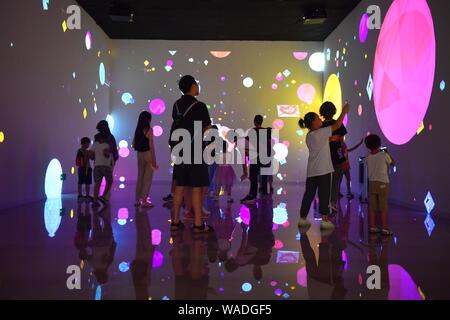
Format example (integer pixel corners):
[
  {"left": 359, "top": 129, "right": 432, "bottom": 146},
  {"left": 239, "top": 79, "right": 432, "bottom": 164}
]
[
  {"left": 0, "top": 0, "right": 112, "bottom": 209},
  {"left": 109, "top": 40, "right": 324, "bottom": 187},
  {"left": 324, "top": 0, "right": 450, "bottom": 214}
]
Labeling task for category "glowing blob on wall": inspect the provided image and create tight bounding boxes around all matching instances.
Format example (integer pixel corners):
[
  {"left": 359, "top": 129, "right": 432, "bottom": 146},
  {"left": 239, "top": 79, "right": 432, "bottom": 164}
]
[
  {"left": 373, "top": 0, "right": 436, "bottom": 145},
  {"left": 243, "top": 77, "right": 254, "bottom": 88},
  {"left": 359, "top": 13, "right": 369, "bottom": 43},
  {"left": 149, "top": 99, "right": 166, "bottom": 115},
  {"left": 273, "top": 143, "right": 288, "bottom": 161},
  {"left": 152, "top": 229, "right": 162, "bottom": 246},
  {"left": 99, "top": 63, "right": 106, "bottom": 86},
  {"left": 272, "top": 119, "right": 284, "bottom": 130},
  {"left": 323, "top": 74, "right": 343, "bottom": 119},
  {"left": 153, "top": 125, "right": 163, "bottom": 137},
  {"left": 293, "top": 52, "right": 308, "bottom": 61},
  {"left": 308, "top": 52, "right": 325, "bottom": 72},
  {"left": 0, "top": 131, "right": 4, "bottom": 143},
  {"left": 121, "top": 92, "right": 135, "bottom": 105},
  {"left": 106, "top": 114, "right": 114, "bottom": 133},
  {"left": 297, "top": 84, "right": 316, "bottom": 104},
  {"left": 85, "top": 31, "right": 92, "bottom": 50},
  {"left": 210, "top": 51, "right": 231, "bottom": 58},
  {"left": 44, "top": 198, "right": 62, "bottom": 238},
  {"left": 45, "top": 159, "right": 63, "bottom": 199},
  {"left": 119, "top": 140, "right": 128, "bottom": 149}
]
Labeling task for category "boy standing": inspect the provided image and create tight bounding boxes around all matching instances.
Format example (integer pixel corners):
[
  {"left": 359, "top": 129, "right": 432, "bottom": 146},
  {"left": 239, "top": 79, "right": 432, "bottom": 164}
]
[{"left": 76, "top": 137, "right": 92, "bottom": 200}]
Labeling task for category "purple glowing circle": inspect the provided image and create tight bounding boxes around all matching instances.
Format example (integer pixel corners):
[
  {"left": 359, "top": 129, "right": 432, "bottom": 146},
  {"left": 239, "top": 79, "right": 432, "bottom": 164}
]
[
  {"left": 220, "top": 76, "right": 226, "bottom": 81},
  {"left": 239, "top": 205, "right": 250, "bottom": 225},
  {"left": 276, "top": 73, "right": 284, "bottom": 82},
  {"left": 270, "top": 281, "right": 277, "bottom": 287},
  {"left": 359, "top": 13, "right": 369, "bottom": 43},
  {"left": 118, "top": 208, "right": 129, "bottom": 220},
  {"left": 149, "top": 99, "right": 166, "bottom": 115},
  {"left": 152, "top": 229, "right": 162, "bottom": 246},
  {"left": 272, "top": 223, "right": 278, "bottom": 231},
  {"left": 272, "top": 83, "right": 278, "bottom": 90},
  {"left": 272, "top": 119, "right": 284, "bottom": 130},
  {"left": 166, "top": 60, "right": 174, "bottom": 67},
  {"left": 373, "top": 0, "right": 436, "bottom": 145},
  {"left": 274, "top": 289, "right": 283, "bottom": 296},
  {"left": 274, "top": 240, "right": 283, "bottom": 249},
  {"left": 119, "top": 147, "right": 130, "bottom": 158},
  {"left": 153, "top": 125, "right": 163, "bottom": 137},
  {"left": 152, "top": 250, "right": 164, "bottom": 268},
  {"left": 297, "top": 84, "right": 316, "bottom": 104},
  {"left": 297, "top": 267, "right": 307, "bottom": 287}
]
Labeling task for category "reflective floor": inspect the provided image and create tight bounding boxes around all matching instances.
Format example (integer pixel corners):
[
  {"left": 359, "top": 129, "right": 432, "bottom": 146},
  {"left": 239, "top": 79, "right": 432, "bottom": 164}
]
[{"left": 0, "top": 182, "right": 449, "bottom": 300}]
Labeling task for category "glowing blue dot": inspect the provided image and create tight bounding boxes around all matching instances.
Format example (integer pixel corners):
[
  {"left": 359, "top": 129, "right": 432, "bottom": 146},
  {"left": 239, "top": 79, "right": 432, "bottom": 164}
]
[
  {"left": 119, "top": 262, "right": 130, "bottom": 272},
  {"left": 99, "top": 62, "right": 106, "bottom": 86},
  {"left": 95, "top": 286, "right": 102, "bottom": 300},
  {"left": 118, "top": 219, "right": 127, "bottom": 226},
  {"left": 242, "top": 283, "right": 252, "bottom": 292},
  {"left": 106, "top": 114, "right": 114, "bottom": 133},
  {"left": 121, "top": 92, "right": 135, "bottom": 105},
  {"left": 440, "top": 80, "right": 446, "bottom": 91}
]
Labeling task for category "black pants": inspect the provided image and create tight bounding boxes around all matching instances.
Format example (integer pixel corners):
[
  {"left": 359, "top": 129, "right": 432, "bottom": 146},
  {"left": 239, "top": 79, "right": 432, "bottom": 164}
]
[
  {"left": 300, "top": 173, "right": 332, "bottom": 218},
  {"left": 249, "top": 164, "right": 268, "bottom": 197}
]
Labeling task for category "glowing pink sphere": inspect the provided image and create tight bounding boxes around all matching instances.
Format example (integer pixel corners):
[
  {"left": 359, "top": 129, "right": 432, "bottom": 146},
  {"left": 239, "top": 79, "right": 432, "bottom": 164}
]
[
  {"left": 272, "top": 119, "right": 284, "bottom": 130},
  {"left": 293, "top": 52, "right": 308, "bottom": 61},
  {"left": 149, "top": 99, "right": 166, "bottom": 115},
  {"left": 119, "top": 147, "right": 130, "bottom": 158},
  {"left": 152, "top": 229, "right": 162, "bottom": 246},
  {"left": 166, "top": 60, "right": 174, "bottom": 67},
  {"left": 118, "top": 208, "right": 129, "bottom": 220},
  {"left": 297, "top": 84, "right": 316, "bottom": 104},
  {"left": 359, "top": 13, "right": 369, "bottom": 43},
  {"left": 373, "top": 0, "right": 435, "bottom": 145},
  {"left": 152, "top": 250, "right": 164, "bottom": 268},
  {"left": 239, "top": 205, "right": 250, "bottom": 225},
  {"left": 272, "top": 83, "right": 278, "bottom": 90},
  {"left": 358, "top": 104, "right": 363, "bottom": 116},
  {"left": 274, "top": 240, "right": 284, "bottom": 250},
  {"left": 153, "top": 125, "right": 163, "bottom": 137}
]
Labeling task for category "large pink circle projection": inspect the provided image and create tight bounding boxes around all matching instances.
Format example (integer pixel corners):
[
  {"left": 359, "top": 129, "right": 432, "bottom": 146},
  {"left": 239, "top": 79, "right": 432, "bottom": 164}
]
[
  {"left": 373, "top": 0, "right": 435, "bottom": 145},
  {"left": 149, "top": 99, "right": 166, "bottom": 115}
]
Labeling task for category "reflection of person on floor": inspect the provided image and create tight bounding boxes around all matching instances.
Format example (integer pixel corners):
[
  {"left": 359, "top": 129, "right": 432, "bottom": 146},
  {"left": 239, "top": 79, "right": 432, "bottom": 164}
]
[
  {"left": 363, "top": 234, "right": 390, "bottom": 300},
  {"left": 131, "top": 208, "right": 155, "bottom": 300},
  {"left": 90, "top": 206, "right": 116, "bottom": 285},
  {"left": 171, "top": 227, "right": 217, "bottom": 300},
  {"left": 299, "top": 231, "right": 347, "bottom": 300},
  {"left": 210, "top": 203, "right": 236, "bottom": 263},
  {"left": 74, "top": 201, "right": 92, "bottom": 261}
]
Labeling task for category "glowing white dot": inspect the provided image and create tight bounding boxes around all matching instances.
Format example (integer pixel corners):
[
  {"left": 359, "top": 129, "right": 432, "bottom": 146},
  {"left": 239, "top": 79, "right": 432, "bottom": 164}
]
[
  {"left": 119, "top": 140, "right": 128, "bottom": 148},
  {"left": 243, "top": 77, "right": 254, "bottom": 88},
  {"left": 119, "top": 176, "right": 125, "bottom": 182},
  {"left": 308, "top": 52, "right": 325, "bottom": 72}
]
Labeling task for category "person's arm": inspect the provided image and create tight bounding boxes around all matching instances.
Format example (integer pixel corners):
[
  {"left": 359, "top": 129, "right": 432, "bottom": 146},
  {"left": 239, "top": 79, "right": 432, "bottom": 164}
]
[
  {"left": 147, "top": 129, "right": 158, "bottom": 170},
  {"left": 348, "top": 138, "right": 365, "bottom": 152},
  {"left": 331, "top": 102, "right": 350, "bottom": 132},
  {"left": 385, "top": 150, "right": 396, "bottom": 166}
]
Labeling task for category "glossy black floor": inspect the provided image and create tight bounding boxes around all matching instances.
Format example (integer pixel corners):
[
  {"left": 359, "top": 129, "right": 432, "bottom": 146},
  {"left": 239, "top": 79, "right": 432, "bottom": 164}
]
[{"left": 0, "top": 182, "right": 449, "bottom": 300}]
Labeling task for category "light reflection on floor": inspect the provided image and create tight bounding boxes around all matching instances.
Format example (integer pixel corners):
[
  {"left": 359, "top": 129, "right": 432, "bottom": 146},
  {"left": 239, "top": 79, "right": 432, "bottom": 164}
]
[{"left": 0, "top": 182, "right": 448, "bottom": 300}]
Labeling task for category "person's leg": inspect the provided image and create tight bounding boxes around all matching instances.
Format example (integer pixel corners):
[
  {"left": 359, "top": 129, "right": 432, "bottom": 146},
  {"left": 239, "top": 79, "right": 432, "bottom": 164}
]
[
  {"left": 192, "top": 187, "right": 204, "bottom": 227},
  {"left": 135, "top": 152, "right": 145, "bottom": 203},
  {"left": 85, "top": 185, "right": 91, "bottom": 198},
  {"left": 85, "top": 168, "right": 92, "bottom": 197},
  {"left": 260, "top": 173, "right": 268, "bottom": 195},
  {"left": 331, "top": 165, "right": 343, "bottom": 206},
  {"left": 102, "top": 167, "right": 113, "bottom": 201},
  {"left": 345, "top": 171, "right": 352, "bottom": 194},
  {"left": 380, "top": 184, "right": 390, "bottom": 231},
  {"left": 318, "top": 173, "right": 332, "bottom": 221},
  {"left": 300, "top": 177, "right": 319, "bottom": 219},
  {"left": 78, "top": 184, "right": 83, "bottom": 197},
  {"left": 172, "top": 186, "right": 185, "bottom": 224},
  {"left": 93, "top": 168, "right": 101, "bottom": 203},
  {"left": 140, "top": 153, "right": 154, "bottom": 202},
  {"left": 249, "top": 164, "right": 258, "bottom": 198},
  {"left": 368, "top": 182, "right": 378, "bottom": 230}
]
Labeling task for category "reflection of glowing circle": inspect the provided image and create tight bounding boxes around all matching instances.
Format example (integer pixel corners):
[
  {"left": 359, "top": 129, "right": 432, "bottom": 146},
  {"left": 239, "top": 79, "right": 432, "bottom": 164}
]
[
  {"left": 153, "top": 126, "right": 163, "bottom": 137},
  {"left": 243, "top": 77, "right": 254, "bottom": 88},
  {"left": 118, "top": 208, "right": 129, "bottom": 220},
  {"left": 119, "top": 262, "right": 130, "bottom": 273},
  {"left": 297, "top": 84, "right": 316, "bottom": 104},
  {"left": 273, "top": 205, "right": 288, "bottom": 224},
  {"left": 99, "top": 63, "right": 105, "bottom": 85},
  {"left": 323, "top": 74, "right": 342, "bottom": 119},
  {"left": 308, "top": 52, "right": 325, "bottom": 72},
  {"left": 239, "top": 205, "right": 250, "bottom": 225},
  {"left": 297, "top": 267, "right": 307, "bottom": 287},
  {"left": 119, "top": 176, "right": 125, "bottom": 182},
  {"left": 119, "top": 147, "right": 130, "bottom": 158},
  {"left": 152, "top": 251, "right": 164, "bottom": 268},
  {"left": 293, "top": 52, "right": 308, "bottom": 61},
  {"left": 45, "top": 159, "right": 63, "bottom": 199},
  {"left": 44, "top": 198, "right": 62, "bottom": 238},
  {"left": 358, "top": 105, "right": 363, "bottom": 116},
  {"left": 373, "top": 0, "right": 435, "bottom": 145},
  {"left": 85, "top": 31, "right": 92, "bottom": 50},
  {"left": 388, "top": 264, "right": 423, "bottom": 300},
  {"left": 276, "top": 73, "right": 284, "bottom": 82},
  {"left": 119, "top": 140, "right": 128, "bottom": 148},
  {"left": 273, "top": 143, "right": 288, "bottom": 161},
  {"left": 210, "top": 51, "right": 231, "bottom": 58},
  {"left": 149, "top": 99, "right": 166, "bottom": 115},
  {"left": 359, "top": 13, "right": 369, "bottom": 43},
  {"left": 272, "top": 119, "right": 284, "bottom": 130}
]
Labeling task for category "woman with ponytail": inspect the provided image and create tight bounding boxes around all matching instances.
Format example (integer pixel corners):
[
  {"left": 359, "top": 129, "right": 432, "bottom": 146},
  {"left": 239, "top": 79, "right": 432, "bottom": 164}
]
[{"left": 297, "top": 102, "right": 350, "bottom": 231}]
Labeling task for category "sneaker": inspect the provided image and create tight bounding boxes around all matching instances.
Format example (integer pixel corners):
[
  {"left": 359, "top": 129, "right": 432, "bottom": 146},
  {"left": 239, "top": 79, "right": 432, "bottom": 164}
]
[
  {"left": 320, "top": 220, "right": 335, "bottom": 230},
  {"left": 141, "top": 200, "right": 155, "bottom": 208},
  {"left": 163, "top": 194, "right": 173, "bottom": 202},
  {"left": 240, "top": 195, "right": 256, "bottom": 204},
  {"left": 298, "top": 218, "right": 312, "bottom": 228},
  {"left": 381, "top": 229, "right": 394, "bottom": 236}
]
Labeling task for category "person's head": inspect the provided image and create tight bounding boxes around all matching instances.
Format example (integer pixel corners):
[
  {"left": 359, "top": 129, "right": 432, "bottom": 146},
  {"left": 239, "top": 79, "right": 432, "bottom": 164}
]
[
  {"left": 96, "top": 120, "right": 111, "bottom": 136},
  {"left": 80, "top": 137, "right": 91, "bottom": 149},
  {"left": 299, "top": 112, "right": 322, "bottom": 131},
  {"left": 254, "top": 115, "right": 264, "bottom": 127},
  {"left": 365, "top": 134, "right": 382, "bottom": 151},
  {"left": 179, "top": 75, "right": 199, "bottom": 96},
  {"left": 319, "top": 101, "right": 337, "bottom": 120}
]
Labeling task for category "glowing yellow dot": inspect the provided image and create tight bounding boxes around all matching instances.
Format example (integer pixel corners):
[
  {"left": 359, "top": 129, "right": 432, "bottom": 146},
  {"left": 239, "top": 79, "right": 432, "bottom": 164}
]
[
  {"left": 291, "top": 80, "right": 296, "bottom": 84},
  {"left": 83, "top": 108, "right": 88, "bottom": 119},
  {"left": 218, "top": 118, "right": 222, "bottom": 121},
  {"left": 97, "top": 51, "right": 101, "bottom": 58},
  {"left": 62, "top": 20, "right": 67, "bottom": 32},
  {"left": 80, "top": 260, "right": 85, "bottom": 270},
  {"left": 152, "top": 67, "right": 156, "bottom": 72},
  {"left": 108, "top": 50, "right": 111, "bottom": 55},
  {"left": 144, "top": 60, "right": 150, "bottom": 67},
  {"left": 70, "top": 209, "right": 74, "bottom": 219},
  {"left": 0, "top": 131, "right": 4, "bottom": 143},
  {"left": 343, "top": 48, "right": 346, "bottom": 55},
  {"left": 365, "top": 54, "right": 368, "bottom": 59},
  {"left": 71, "top": 167, "right": 75, "bottom": 175},
  {"left": 417, "top": 122, "right": 425, "bottom": 135},
  {"left": 169, "top": 238, "right": 174, "bottom": 245}
]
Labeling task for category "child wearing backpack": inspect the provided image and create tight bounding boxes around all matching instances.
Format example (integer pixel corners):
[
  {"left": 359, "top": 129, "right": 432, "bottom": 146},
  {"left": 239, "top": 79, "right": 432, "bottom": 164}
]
[{"left": 76, "top": 137, "right": 93, "bottom": 201}]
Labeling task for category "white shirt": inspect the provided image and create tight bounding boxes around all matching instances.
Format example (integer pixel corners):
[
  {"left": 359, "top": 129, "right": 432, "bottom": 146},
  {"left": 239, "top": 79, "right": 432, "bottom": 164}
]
[
  {"left": 365, "top": 151, "right": 393, "bottom": 183},
  {"left": 91, "top": 142, "right": 113, "bottom": 167},
  {"left": 305, "top": 126, "right": 334, "bottom": 178}
]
